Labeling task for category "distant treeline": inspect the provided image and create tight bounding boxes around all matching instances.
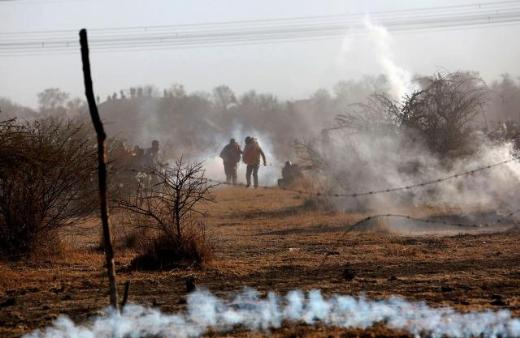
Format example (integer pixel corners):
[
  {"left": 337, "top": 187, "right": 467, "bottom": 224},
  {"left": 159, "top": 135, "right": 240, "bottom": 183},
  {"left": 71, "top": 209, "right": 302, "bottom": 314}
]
[{"left": 1, "top": 73, "right": 520, "bottom": 160}]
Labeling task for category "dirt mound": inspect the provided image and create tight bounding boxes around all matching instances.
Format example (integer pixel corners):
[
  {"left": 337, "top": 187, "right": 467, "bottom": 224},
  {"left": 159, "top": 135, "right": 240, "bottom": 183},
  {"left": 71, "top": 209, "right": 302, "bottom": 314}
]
[{"left": 348, "top": 217, "right": 393, "bottom": 233}]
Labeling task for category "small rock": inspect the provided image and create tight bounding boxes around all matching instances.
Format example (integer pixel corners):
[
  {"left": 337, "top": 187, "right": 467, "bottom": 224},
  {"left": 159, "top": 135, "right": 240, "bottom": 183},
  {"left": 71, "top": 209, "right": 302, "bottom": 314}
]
[
  {"left": 186, "top": 276, "right": 196, "bottom": 293},
  {"left": 441, "top": 286, "right": 454, "bottom": 292},
  {"left": 490, "top": 298, "right": 507, "bottom": 306},
  {"left": 490, "top": 294, "right": 506, "bottom": 306},
  {"left": 342, "top": 267, "right": 356, "bottom": 281}
]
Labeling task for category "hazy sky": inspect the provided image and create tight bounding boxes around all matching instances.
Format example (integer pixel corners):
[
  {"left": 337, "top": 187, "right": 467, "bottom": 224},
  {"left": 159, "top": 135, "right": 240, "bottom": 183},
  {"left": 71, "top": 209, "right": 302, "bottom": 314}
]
[{"left": 1, "top": 0, "right": 520, "bottom": 108}]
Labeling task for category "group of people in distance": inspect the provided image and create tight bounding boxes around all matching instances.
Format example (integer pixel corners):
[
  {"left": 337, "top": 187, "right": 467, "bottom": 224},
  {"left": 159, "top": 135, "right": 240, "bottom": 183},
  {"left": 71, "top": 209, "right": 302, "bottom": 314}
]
[{"left": 219, "top": 136, "right": 266, "bottom": 188}]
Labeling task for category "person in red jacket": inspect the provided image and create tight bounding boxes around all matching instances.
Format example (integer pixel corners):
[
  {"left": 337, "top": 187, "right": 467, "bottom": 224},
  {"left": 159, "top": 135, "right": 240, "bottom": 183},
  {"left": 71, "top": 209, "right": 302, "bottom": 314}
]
[
  {"left": 219, "top": 138, "right": 242, "bottom": 185},
  {"left": 242, "top": 136, "right": 267, "bottom": 188}
]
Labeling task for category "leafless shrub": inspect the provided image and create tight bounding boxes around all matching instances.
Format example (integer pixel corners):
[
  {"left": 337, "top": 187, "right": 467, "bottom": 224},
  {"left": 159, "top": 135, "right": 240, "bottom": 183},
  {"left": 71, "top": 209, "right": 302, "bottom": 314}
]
[
  {"left": 0, "top": 118, "right": 97, "bottom": 259},
  {"left": 336, "top": 72, "right": 487, "bottom": 161},
  {"left": 397, "top": 73, "right": 487, "bottom": 158},
  {"left": 118, "top": 157, "right": 216, "bottom": 269},
  {"left": 336, "top": 93, "right": 397, "bottom": 135},
  {"left": 293, "top": 139, "right": 326, "bottom": 172}
]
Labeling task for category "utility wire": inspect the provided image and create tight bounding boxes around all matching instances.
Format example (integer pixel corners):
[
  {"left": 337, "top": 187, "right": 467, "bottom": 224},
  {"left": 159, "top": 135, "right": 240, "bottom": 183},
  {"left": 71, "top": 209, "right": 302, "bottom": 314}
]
[
  {"left": 2, "top": 0, "right": 519, "bottom": 37},
  {"left": 2, "top": 1, "right": 520, "bottom": 56},
  {"left": 3, "top": 8, "right": 520, "bottom": 42},
  {"left": 2, "top": 19, "right": 520, "bottom": 57},
  {"left": 2, "top": 17, "right": 519, "bottom": 56}
]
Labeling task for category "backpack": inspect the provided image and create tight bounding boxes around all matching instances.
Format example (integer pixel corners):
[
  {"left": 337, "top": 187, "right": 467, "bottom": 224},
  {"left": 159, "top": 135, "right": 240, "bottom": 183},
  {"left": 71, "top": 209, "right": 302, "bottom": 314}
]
[{"left": 242, "top": 142, "right": 259, "bottom": 165}]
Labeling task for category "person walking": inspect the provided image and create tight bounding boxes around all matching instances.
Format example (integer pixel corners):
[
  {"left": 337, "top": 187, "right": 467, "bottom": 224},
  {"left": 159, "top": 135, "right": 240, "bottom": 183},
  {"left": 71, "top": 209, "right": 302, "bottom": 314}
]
[
  {"left": 242, "top": 136, "right": 267, "bottom": 188},
  {"left": 144, "top": 140, "right": 160, "bottom": 168},
  {"left": 219, "top": 138, "right": 242, "bottom": 185}
]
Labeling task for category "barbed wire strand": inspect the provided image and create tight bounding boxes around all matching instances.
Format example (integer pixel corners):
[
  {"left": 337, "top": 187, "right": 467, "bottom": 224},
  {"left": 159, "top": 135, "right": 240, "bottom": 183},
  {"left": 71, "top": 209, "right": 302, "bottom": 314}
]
[
  {"left": 202, "top": 158, "right": 520, "bottom": 270},
  {"left": 206, "top": 157, "right": 517, "bottom": 198},
  {"left": 315, "top": 212, "right": 519, "bottom": 270},
  {"left": 119, "top": 159, "right": 519, "bottom": 271}
]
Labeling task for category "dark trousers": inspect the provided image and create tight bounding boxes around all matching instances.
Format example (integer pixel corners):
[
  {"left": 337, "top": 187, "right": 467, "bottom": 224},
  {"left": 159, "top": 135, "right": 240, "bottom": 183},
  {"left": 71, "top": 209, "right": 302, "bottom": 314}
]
[
  {"left": 223, "top": 161, "right": 238, "bottom": 185},
  {"left": 246, "top": 164, "right": 259, "bottom": 187}
]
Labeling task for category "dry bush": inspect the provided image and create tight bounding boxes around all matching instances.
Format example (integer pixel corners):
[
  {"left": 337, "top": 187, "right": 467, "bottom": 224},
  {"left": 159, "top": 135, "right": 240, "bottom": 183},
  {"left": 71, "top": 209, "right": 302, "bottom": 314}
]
[
  {"left": 129, "top": 222, "right": 212, "bottom": 270},
  {"left": 0, "top": 118, "right": 97, "bottom": 259},
  {"left": 397, "top": 73, "right": 487, "bottom": 159},
  {"left": 118, "top": 158, "right": 215, "bottom": 270},
  {"left": 336, "top": 72, "right": 487, "bottom": 161}
]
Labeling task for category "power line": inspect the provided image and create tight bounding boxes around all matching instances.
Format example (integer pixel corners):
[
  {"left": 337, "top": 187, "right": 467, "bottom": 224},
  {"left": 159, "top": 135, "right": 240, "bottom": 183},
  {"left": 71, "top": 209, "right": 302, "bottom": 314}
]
[
  {"left": 2, "top": 19, "right": 519, "bottom": 57},
  {"left": 1, "top": 1, "right": 520, "bottom": 56},
  {"left": 2, "top": 0, "right": 519, "bottom": 37},
  {"left": 2, "top": 17, "right": 518, "bottom": 55}
]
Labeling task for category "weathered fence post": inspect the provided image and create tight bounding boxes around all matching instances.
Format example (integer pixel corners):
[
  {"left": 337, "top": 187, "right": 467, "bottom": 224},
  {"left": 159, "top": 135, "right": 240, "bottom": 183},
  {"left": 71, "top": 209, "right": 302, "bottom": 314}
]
[{"left": 79, "top": 28, "right": 119, "bottom": 309}]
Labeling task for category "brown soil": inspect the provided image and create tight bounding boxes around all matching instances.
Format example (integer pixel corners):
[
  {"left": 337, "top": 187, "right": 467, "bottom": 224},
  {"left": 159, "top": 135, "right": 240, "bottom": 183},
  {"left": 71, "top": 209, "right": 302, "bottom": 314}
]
[{"left": 1, "top": 186, "right": 519, "bottom": 337}]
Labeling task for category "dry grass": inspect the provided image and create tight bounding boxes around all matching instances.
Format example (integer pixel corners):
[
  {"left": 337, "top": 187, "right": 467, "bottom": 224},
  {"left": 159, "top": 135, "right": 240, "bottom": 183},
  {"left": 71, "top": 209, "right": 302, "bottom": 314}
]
[{"left": 1, "top": 186, "right": 520, "bottom": 337}]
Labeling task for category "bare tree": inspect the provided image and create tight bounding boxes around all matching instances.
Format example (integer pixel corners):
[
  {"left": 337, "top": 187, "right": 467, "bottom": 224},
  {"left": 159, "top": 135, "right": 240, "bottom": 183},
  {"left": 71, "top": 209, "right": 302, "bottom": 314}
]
[
  {"left": 336, "top": 72, "right": 488, "bottom": 159},
  {"left": 335, "top": 93, "right": 397, "bottom": 135},
  {"left": 396, "top": 72, "right": 487, "bottom": 157},
  {"left": 37, "top": 88, "right": 70, "bottom": 112},
  {"left": 119, "top": 157, "right": 215, "bottom": 239},
  {"left": 212, "top": 85, "right": 236, "bottom": 112},
  {"left": 118, "top": 158, "right": 215, "bottom": 269}
]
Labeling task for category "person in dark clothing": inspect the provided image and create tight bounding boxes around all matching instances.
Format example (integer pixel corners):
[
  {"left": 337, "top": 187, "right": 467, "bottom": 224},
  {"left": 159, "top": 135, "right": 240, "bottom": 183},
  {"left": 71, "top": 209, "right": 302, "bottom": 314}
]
[
  {"left": 277, "top": 161, "right": 303, "bottom": 188},
  {"left": 144, "top": 140, "right": 160, "bottom": 168},
  {"left": 242, "top": 136, "right": 266, "bottom": 188},
  {"left": 219, "top": 138, "right": 242, "bottom": 185}
]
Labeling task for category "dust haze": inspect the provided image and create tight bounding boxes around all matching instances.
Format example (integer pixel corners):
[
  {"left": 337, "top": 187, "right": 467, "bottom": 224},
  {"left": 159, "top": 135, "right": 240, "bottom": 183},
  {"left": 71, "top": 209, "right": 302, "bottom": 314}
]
[
  {"left": 2, "top": 5, "right": 520, "bottom": 338},
  {"left": 3, "top": 21, "right": 520, "bottom": 220}
]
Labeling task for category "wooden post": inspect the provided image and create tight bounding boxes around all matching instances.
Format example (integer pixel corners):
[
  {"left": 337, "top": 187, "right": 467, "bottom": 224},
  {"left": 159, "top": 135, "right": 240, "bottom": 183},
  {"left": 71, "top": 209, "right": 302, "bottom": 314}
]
[
  {"left": 79, "top": 28, "right": 119, "bottom": 309},
  {"left": 120, "top": 281, "right": 130, "bottom": 310}
]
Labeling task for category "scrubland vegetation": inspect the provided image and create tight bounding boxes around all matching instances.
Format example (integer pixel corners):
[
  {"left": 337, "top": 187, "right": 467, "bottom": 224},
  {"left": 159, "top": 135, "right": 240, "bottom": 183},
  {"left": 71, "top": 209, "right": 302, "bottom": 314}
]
[{"left": 1, "top": 71, "right": 520, "bottom": 337}]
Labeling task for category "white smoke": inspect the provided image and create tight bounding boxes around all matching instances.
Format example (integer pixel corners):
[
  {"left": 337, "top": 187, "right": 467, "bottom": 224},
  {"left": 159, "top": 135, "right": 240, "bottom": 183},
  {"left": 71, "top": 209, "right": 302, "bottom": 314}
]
[
  {"left": 364, "top": 17, "right": 417, "bottom": 100},
  {"left": 198, "top": 125, "right": 281, "bottom": 186},
  {"left": 321, "top": 125, "right": 520, "bottom": 216},
  {"left": 25, "top": 288, "right": 520, "bottom": 338}
]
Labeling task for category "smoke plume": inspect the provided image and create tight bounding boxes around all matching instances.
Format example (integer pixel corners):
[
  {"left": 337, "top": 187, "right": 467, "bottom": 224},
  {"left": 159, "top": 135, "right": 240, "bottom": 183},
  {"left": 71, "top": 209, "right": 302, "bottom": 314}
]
[
  {"left": 200, "top": 126, "right": 281, "bottom": 186},
  {"left": 363, "top": 17, "right": 417, "bottom": 101},
  {"left": 25, "top": 288, "right": 520, "bottom": 338},
  {"left": 317, "top": 125, "right": 520, "bottom": 219}
]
